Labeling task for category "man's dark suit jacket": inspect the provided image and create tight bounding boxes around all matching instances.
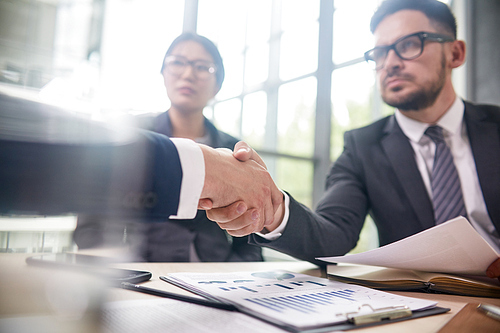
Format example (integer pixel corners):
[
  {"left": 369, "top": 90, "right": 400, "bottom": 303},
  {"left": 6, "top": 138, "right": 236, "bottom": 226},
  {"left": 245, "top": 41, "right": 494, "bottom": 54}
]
[
  {"left": 251, "top": 101, "right": 500, "bottom": 265},
  {"left": 74, "top": 111, "right": 263, "bottom": 262},
  {"left": 0, "top": 91, "right": 183, "bottom": 219}
]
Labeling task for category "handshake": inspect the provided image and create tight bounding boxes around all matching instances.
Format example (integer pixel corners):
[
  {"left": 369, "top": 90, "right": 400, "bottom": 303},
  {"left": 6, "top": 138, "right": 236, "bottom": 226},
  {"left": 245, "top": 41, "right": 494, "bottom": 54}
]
[{"left": 198, "top": 141, "right": 285, "bottom": 237}]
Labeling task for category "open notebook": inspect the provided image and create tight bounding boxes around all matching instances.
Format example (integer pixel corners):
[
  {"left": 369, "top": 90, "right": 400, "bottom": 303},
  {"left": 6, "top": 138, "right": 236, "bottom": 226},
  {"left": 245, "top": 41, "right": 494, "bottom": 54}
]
[
  {"left": 319, "top": 217, "right": 500, "bottom": 297},
  {"left": 326, "top": 264, "right": 500, "bottom": 298}
]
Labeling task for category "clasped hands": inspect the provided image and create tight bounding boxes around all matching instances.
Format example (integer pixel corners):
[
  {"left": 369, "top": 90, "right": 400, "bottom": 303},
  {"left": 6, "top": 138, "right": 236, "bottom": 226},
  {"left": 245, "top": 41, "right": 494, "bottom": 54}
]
[
  {"left": 198, "top": 141, "right": 284, "bottom": 236},
  {"left": 198, "top": 141, "right": 500, "bottom": 281}
]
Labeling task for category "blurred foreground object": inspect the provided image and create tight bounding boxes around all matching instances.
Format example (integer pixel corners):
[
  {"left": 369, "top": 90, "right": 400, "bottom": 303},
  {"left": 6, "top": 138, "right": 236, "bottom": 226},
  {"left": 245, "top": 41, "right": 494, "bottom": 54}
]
[
  {"left": 0, "top": 86, "right": 182, "bottom": 219},
  {"left": 0, "top": 253, "right": 105, "bottom": 333},
  {"left": 0, "top": 215, "right": 77, "bottom": 253}
]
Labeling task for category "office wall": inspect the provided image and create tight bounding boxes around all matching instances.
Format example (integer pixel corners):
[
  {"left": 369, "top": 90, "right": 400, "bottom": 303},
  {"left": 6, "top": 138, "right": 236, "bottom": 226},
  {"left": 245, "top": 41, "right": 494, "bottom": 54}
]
[{"left": 467, "top": 0, "right": 500, "bottom": 105}]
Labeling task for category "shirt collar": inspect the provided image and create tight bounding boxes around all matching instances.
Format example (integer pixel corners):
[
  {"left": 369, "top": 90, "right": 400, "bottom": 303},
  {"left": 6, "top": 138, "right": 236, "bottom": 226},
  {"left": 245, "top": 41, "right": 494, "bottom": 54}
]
[{"left": 395, "top": 96, "right": 464, "bottom": 144}]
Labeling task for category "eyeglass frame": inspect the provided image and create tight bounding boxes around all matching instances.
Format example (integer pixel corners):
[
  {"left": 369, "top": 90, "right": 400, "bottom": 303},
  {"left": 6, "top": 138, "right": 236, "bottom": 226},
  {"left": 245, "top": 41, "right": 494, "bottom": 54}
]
[
  {"left": 364, "top": 31, "right": 455, "bottom": 70},
  {"left": 162, "top": 55, "right": 217, "bottom": 80}
]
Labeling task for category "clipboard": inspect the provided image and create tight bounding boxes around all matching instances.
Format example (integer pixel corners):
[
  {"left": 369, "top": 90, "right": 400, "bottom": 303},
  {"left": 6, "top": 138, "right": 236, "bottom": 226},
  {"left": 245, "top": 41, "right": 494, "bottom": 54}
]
[
  {"left": 295, "top": 306, "right": 450, "bottom": 332},
  {"left": 160, "top": 271, "right": 451, "bottom": 333},
  {"left": 234, "top": 303, "right": 450, "bottom": 333},
  {"left": 202, "top": 300, "right": 450, "bottom": 333}
]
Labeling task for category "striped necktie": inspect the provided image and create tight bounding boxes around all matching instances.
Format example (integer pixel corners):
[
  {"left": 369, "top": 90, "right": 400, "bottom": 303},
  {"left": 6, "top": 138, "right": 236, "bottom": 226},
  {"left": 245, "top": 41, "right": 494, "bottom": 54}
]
[{"left": 425, "top": 125, "right": 467, "bottom": 224}]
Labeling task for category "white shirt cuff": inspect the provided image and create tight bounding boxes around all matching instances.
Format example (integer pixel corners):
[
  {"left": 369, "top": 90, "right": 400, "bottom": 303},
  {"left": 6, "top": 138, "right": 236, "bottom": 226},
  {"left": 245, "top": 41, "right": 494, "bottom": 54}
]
[
  {"left": 255, "top": 191, "right": 290, "bottom": 240},
  {"left": 169, "top": 138, "right": 204, "bottom": 219}
]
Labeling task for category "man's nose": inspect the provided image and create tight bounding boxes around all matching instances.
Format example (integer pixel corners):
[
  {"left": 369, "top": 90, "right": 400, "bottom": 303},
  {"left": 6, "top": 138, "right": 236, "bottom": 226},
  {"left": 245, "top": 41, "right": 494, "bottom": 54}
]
[{"left": 382, "top": 49, "right": 404, "bottom": 72}]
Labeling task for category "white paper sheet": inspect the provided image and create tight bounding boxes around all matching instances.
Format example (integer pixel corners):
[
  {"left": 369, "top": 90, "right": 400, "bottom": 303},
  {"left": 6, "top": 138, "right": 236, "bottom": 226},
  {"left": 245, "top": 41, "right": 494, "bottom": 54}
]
[
  {"left": 164, "top": 270, "right": 437, "bottom": 329},
  {"left": 317, "top": 217, "right": 499, "bottom": 275},
  {"left": 102, "top": 298, "right": 288, "bottom": 333}
]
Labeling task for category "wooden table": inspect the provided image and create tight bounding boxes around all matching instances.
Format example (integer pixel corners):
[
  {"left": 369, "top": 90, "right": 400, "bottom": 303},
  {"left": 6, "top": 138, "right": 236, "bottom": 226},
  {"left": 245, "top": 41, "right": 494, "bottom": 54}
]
[{"left": 1, "top": 253, "right": 499, "bottom": 332}]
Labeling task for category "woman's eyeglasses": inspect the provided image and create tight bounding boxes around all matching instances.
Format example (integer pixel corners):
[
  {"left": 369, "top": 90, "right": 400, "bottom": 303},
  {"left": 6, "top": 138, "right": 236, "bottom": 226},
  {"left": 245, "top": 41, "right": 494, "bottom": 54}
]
[{"left": 163, "top": 55, "right": 217, "bottom": 80}]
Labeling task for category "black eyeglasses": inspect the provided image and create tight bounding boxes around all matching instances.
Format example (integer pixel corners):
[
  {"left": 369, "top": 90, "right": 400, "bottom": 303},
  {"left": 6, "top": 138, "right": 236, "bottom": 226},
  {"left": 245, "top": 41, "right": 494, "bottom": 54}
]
[
  {"left": 364, "top": 31, "right": 455, "bottom": 70},
  {"left": 163, "top": 55, "right": 217, "bottom": 80}
]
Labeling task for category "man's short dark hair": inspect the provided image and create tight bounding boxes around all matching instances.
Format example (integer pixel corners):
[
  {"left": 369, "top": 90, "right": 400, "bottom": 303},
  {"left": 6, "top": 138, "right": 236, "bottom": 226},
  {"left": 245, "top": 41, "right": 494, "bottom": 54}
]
[
  {"left": 370, "top": 0, "right": 457, "bottom": 38},
  {"left": 160, "top": 32, "right": 225, "bottom": 90}
]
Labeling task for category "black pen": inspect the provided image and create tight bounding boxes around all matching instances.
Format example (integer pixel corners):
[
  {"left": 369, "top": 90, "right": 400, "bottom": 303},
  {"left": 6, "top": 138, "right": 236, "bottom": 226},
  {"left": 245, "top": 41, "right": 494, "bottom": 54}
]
[{"left": 120, "top": 282, "right": 237, "bottom": 311}]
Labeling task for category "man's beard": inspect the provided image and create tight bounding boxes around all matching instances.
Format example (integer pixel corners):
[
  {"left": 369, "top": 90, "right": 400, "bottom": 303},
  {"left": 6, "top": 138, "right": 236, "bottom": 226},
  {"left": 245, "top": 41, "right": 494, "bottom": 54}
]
[{"left": 381, "top": 53, "right": 447, "bottom": 111}]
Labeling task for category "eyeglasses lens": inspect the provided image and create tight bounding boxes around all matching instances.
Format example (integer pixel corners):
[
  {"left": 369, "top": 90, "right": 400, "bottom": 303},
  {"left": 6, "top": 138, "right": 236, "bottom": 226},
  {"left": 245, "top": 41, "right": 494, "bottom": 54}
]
[
  {"left": 164, "top": 57, "right": 215, "bottom": 80},
  {"left": 366, "top": 34, "right": 424, "bottom": 69},
  {"left": 394, "top": 35, "right": 423, "bottom": 60}
]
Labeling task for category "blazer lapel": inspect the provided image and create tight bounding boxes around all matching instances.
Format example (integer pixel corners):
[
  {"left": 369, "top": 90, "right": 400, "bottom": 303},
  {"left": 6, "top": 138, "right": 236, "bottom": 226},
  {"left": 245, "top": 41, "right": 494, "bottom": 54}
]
[
  {"left": 464, "top": 102, "right": 500, "bottom": 228},
  {"left": 381, "top": 116, "right": 435, "bottom": 229},
  {"left": 151, "top": 111, "right": 174, "bottom": 137}
]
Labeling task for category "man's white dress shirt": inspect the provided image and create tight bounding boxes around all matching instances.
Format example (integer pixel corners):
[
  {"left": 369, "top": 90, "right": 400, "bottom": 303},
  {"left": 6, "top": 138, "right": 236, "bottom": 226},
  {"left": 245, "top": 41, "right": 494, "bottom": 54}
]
[
  {"left": 169, "top": 138, "right": 205, "bottom": 220},
  {"left": 395, "top": 97, "right": 500, "bottom": 253}
]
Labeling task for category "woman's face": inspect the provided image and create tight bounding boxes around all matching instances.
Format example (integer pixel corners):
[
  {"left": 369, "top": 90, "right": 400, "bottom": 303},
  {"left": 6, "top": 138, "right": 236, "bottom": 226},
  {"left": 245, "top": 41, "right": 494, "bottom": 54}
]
[{"left": 162, "top": 40, "right": 219, "bottom": 113}]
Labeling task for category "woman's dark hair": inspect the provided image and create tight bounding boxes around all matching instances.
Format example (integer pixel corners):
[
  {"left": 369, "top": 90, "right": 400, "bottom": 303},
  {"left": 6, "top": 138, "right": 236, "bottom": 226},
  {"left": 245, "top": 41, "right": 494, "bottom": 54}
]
[
  {"left": 160, "top": 32, "right": 225, "bottom": 89},
  {"left": 370, "top": 0, "right": 457, "bottom": 38}
]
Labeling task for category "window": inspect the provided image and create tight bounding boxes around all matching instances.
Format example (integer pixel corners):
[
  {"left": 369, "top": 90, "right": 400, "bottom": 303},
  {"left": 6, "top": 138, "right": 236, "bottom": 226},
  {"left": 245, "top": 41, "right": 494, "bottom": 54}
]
[
  {"left": 196, "top": 0, "right": 385, "bottom": 253},
  {"left": 198, "top": 0, "right": 321, "bottom": 207},
  {"left": 2, "top": 0, "right": 458, "bottom": 255}
]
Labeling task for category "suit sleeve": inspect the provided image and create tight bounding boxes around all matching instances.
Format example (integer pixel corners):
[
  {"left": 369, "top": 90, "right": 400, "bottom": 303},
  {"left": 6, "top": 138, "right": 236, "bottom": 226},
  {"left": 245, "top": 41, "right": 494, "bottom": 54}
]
[
  {"left": 0, "top": 92, "right": 188, "bottom": 219},
  {"left": 249, "top": 130, "right": 369, "bottom": 265},
  {"left": 0, "top": 130, "right": 186, "bottom": 219},
  {"left": 229, "top": 235, "right": 264, "bottom": 261}
]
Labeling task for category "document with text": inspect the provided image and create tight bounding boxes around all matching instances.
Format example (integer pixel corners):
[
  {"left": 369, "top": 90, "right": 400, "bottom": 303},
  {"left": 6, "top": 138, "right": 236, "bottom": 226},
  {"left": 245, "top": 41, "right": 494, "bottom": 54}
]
[
  {"left": 162, "top": 270, "right": 441, "bottom": 332},
  {"left": 318, "top": 217, "right": 499, "bottom": 275}
]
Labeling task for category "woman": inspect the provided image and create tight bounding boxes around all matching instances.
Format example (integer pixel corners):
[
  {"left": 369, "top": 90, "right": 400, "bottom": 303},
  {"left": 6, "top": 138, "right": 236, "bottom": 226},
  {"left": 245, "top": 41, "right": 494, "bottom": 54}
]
[{"left": 74, "top": 33, "right": 263, "bottom": 262}]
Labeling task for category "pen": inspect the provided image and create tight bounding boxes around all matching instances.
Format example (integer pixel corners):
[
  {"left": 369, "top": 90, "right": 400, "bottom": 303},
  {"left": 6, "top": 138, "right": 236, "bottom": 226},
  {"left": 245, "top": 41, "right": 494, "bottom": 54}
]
[
  {"left": 120, "top": 282, "right": 238, "bottom": 311},
  {"left": 477, "top": 303, "right": 500, "bottom": 322}
]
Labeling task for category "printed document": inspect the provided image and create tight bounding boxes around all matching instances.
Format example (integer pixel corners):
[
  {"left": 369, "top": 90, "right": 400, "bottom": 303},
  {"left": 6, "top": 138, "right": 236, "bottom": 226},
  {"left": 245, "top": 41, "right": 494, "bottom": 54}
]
[
  {"left": 163, "top": 270, "right": 437, "bottom": 330},
  {"left": 318, "top": 217, "right": 499, "bottom": 275}
]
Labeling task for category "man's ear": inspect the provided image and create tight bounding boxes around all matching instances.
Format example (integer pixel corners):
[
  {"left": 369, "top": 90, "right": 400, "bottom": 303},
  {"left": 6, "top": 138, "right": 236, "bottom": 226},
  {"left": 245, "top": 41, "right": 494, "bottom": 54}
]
[{"left": 449, "top": 40, "right": 466, "bottom": 69}]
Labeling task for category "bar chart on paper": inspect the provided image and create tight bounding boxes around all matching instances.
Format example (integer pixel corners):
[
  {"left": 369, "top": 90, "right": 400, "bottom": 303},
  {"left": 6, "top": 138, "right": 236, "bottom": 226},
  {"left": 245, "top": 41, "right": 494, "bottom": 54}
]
[
  {"left": 164, "top": 270, "right": 438, "bottom": 328},
  {"left": 243, "top": 285, "right": 359, "bottom": 314}
]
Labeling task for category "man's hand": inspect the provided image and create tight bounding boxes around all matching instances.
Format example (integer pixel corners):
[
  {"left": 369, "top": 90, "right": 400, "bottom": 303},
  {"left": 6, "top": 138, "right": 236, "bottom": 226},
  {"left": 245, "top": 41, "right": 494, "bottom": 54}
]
[
  {"left": 200, "top": 142, "right": 285, "bottom": 236},
  {"left": 199, "top": 143, "right": 283, "bottom": 234},
  {"left": 487, "top": 258, "right": 500, "bottom": 281}
]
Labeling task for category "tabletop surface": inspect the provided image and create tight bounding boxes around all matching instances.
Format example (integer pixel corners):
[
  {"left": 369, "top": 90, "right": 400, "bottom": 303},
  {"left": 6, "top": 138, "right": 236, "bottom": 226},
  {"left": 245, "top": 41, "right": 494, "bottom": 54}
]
[{"left": 1, "top": 253, "right": 500, "bottom": 332}]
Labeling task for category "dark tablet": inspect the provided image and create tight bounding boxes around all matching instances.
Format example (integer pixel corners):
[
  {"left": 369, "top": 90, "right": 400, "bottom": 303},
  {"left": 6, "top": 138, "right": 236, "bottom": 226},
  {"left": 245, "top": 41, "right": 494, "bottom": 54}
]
[{"left": 26, "top": 253, "right": 152, "bottom": 285}]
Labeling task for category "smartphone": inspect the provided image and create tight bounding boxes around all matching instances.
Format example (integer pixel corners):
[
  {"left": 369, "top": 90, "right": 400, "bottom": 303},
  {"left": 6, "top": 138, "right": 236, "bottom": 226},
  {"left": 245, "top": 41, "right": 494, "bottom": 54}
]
[{"left": 26, "top": 253, "right": 152, "bottom": 285}]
